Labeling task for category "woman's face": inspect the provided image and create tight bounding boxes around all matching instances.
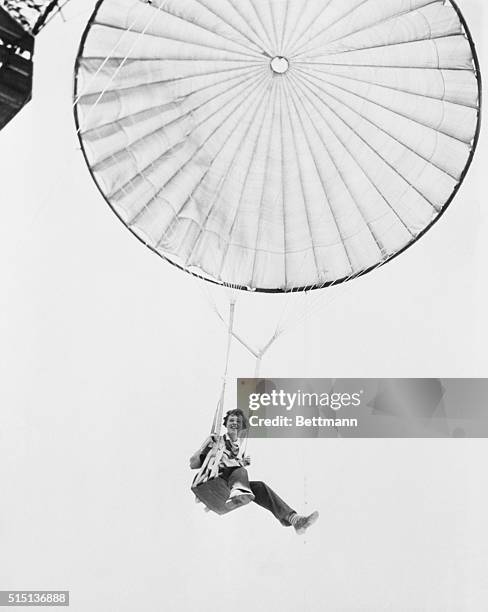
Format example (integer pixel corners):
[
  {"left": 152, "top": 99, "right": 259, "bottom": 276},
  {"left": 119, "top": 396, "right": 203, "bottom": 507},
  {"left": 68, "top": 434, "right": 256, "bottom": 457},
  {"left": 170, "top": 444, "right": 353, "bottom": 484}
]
[{"left": 226, "top": 414, "right": 243, "bottom": 434}]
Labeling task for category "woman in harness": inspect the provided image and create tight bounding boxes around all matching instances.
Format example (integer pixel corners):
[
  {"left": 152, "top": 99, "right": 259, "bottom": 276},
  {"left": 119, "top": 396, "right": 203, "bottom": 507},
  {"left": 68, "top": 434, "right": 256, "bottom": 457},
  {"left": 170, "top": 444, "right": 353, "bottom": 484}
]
[{"left": 190, "top": 408, "right": 319, "bottom": 535}]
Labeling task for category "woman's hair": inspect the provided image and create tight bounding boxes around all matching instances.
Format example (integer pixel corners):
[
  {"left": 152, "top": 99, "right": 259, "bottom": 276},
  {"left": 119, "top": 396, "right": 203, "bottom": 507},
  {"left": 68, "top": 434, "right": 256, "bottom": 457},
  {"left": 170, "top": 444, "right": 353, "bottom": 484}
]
[{"left": 223, "top": 408, "right": 249, "bottom": 430}]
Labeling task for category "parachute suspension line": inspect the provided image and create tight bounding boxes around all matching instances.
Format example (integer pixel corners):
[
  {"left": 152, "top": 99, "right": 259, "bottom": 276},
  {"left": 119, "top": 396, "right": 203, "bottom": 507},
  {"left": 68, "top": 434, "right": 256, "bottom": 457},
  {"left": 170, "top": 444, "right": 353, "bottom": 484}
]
[
  {"left": 278, "top": 260, "right": 387, "bottom": 339},
  {"left": 275, "top": 272, "right": 366, "bottom": 343},
  {"left": 254, "top": 329, "right": 282, "bottom": 377},
  {"left": 259, "top": 260, "right": 388, "bottom": 366},
  {"left": 196, "top": 276, "right": 281, "bottom": 409},
  {"left": 255, "top": 356, "right": 262, "bottom": 379},
  {"left": 186, "top": 270, "right": 265, "bottom": 367},
  {"left": 193, "top": 257, "right": 386, "bottom": 388},
  {"left": 276, "top": 272, "right": 353, "bottom": 336},
  {"left": 208, "top": 298, "right": 259, "bottom": 359},
  {"left": 211, "top": 298, "right": 236, "bottom": 436},
  {"left": 211, "top": 300, "right": 281, "bottom": 372}
]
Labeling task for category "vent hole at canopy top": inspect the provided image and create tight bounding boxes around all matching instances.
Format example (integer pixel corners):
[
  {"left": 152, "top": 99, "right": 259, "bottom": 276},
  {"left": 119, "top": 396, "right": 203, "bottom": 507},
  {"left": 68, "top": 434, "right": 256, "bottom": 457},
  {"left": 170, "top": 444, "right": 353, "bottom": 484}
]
[{"left": 270, "top": 56, "right": 289, "bottom": 74}]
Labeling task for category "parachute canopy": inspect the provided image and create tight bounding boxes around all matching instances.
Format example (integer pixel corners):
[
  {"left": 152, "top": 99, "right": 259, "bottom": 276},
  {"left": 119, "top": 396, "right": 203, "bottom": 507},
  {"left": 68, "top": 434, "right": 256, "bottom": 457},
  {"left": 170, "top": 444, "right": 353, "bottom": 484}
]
[{"left": 74, "top": 0, "right": 481, "bottom": 292}]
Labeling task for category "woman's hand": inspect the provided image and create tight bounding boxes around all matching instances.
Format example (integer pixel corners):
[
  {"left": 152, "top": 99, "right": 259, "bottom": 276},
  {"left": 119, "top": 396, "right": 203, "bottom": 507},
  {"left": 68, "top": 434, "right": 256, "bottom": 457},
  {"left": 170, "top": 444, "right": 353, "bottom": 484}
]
[{"left": 242, "top": 456, "right": 251, "bottom": 466}]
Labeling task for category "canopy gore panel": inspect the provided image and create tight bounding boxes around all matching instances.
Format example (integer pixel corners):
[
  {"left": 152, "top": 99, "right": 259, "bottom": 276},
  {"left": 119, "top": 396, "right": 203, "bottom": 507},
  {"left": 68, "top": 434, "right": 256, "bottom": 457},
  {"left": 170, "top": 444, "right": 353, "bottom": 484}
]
[{"left": 74, "top": 0, "right": 481, "bottom": 292}]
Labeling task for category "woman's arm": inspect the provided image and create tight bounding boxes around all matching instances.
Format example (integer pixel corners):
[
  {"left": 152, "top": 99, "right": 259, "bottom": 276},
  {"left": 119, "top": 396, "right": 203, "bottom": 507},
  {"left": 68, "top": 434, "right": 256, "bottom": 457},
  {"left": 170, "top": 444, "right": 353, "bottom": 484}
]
[{"left": 189, "top": 435, "right": 216, "bottom": 469}]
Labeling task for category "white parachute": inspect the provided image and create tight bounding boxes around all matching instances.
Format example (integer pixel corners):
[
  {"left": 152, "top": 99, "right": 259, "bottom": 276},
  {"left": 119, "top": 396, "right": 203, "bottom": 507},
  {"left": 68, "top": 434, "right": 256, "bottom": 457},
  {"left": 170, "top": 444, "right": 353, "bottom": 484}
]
[{"left": 74, "top": 0, "right": 481, "bottom": 292}]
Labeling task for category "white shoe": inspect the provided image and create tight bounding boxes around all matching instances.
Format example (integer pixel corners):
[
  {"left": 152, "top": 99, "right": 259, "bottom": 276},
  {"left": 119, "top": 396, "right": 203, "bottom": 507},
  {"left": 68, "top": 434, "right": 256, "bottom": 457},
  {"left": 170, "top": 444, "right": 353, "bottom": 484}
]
[{"left": 290, "top": 511, "right": 319, "bottom": 535}]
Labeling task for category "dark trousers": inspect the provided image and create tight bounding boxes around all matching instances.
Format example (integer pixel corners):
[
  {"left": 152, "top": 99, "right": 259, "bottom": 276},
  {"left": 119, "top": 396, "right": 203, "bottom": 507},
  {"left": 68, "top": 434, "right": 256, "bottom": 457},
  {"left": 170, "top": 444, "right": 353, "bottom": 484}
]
[{"left": 221, "top": 467, "right": 296, "bottom": 526}]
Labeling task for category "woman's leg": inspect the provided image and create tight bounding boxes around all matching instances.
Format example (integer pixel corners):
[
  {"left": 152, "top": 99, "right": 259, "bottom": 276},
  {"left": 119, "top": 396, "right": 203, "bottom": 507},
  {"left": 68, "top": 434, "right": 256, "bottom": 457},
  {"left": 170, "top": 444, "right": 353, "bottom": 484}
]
[
  {"left": 249, "top": 481, "right": 296, "bottom": 526},
  {"left": 226, "top": 467, "right": 253, "bottom": 493}
]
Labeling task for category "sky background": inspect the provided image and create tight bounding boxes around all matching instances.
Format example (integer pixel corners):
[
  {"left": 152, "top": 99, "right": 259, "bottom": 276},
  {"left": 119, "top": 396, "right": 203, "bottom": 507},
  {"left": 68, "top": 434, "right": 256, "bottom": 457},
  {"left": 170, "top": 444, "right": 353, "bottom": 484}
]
[{"left": 1, "top": 1, "right": 487, "bottom": 610}]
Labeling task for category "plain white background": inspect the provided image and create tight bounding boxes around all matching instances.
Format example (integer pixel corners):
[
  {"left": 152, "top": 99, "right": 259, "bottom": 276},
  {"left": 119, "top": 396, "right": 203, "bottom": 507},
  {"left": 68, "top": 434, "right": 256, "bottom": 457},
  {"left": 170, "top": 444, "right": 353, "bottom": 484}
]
[{"left": 1, "top": 1, "right": 487, "bottom": 610}]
